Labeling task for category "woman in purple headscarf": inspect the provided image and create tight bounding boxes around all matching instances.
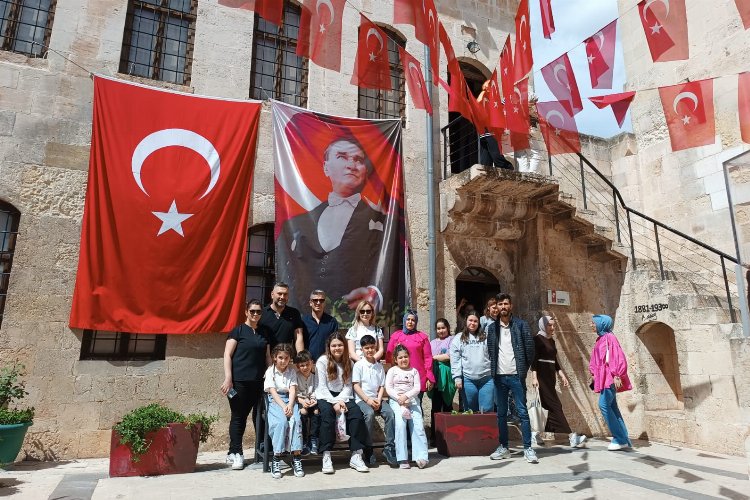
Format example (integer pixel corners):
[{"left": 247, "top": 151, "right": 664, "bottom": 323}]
[{"left": 588, "top": 314, "right": 633, "bottom": 451}]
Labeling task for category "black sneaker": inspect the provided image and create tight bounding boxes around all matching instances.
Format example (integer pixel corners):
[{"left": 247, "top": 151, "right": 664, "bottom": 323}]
[
  {"left": 292, "top": 456, "right": 305, "bottom": 477},
  {"left": 271, "top": 456, "right": 282, "bottom": 479}
]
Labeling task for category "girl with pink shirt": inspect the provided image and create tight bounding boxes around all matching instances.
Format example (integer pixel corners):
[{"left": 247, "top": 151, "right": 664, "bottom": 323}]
[{"left": 386, "top": 310, "right": 435, "bottom": 394}]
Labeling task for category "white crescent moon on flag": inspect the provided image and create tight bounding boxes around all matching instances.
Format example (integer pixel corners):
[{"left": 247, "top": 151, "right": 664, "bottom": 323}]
[
  {"left": 545, "top": 109, "right": 565, "bottom": 128},
  {"left": 595, "top": 32, "right": 605, "bottom": 50},
  {"left": 408, "top": 61, "right": 422, "bottom": 86},
  {"left": 642, "top": 0, "right": 670, "bottom": 20},
  {"left": 513, "top": 86, "right": 522, "bottom": 104},
  {"left": 553, "top": 63, "right": 568, "bottom": 87},
  {"left": 672, "top": 91, "right": 699, "bottom": 114},
  {"left": 316, "top": 0, "right": 334, "bottom": 26},
  {"left": 366, "top": 27, "right": 384, "bottom": 53},
  {"left": 520, "top": 14, "right": 527, "bottom": 31},
  {"left": 132, "top": 128, "right": 220, "bottom": 200}
]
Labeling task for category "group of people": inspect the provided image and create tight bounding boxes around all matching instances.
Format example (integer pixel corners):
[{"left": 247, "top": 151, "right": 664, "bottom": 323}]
[{"left": 220, "top": 283, "right": 633, "bottom": 479}]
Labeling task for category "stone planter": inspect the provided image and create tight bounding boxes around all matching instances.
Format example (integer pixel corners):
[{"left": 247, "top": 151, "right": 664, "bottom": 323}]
[
  {"left": 434, "top": 412, "right": 499, "bottom": 457},
  {"left": 0, "top": 422, "right": 32, "bottom": 464},
  {"left": 109, "top": 423, "right": 201, "bottom": 477}
]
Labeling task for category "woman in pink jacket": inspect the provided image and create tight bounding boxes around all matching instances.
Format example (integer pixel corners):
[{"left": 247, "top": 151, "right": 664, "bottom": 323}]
[
  {"left": 588, "top": 314, "right": 633, "bottom": 451},
  {"left": 386, "top": 310, "right": 435, "bottom": 395}
]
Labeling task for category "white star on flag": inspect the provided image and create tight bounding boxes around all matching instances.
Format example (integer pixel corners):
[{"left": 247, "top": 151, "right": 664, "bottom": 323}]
[
  {"left": 588, "top": 54, "right": 595, "bottom": 64},
  {"left": 153, "top": 200, "right": 193, "bottom": 237},
  {"left": 681, "top": 115, "right": 691, "bottom": 125},
  {"left": 651, "top": 23, "right": 662, "bottom": 34},
  {"left": 319, "top": 23, "right": 326, "bottom": 33},
  {"left": 369, "top": 52, "right": 376, "bottom": 62}
]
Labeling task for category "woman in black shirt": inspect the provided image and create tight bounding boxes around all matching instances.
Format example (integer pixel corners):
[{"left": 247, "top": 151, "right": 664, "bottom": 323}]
[{"left": 221, "top": 299, "right": 272, "bottom": 470}]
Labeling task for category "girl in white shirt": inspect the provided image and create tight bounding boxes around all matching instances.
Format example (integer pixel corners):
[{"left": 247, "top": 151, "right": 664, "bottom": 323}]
[{"left": 346, "top": 300, "right": 385, "bottom": 362}]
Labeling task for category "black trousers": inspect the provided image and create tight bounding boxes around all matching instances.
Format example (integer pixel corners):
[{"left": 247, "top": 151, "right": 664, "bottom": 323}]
[
  {"left": 228, "top": 380, "right": 264, "bottom": 455},
  {"left": 479, "top": 135, "right": 513, "bottom": 170},
  {"left": 300, "top": 404, "right": 321, "bottom": 442},
  {"left": 317, "top": 399, "right": 369, "bottom": 454}
]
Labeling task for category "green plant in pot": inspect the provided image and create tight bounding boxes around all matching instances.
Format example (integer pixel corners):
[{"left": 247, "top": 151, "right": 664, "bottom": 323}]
[{"left": 0, "top": 363, "right": 35, "bottom": 465}]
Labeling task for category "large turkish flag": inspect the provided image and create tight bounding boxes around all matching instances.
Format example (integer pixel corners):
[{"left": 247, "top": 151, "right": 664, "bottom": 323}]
[{"left": 70, "top": 76, "right": 261, "bottom": 334}]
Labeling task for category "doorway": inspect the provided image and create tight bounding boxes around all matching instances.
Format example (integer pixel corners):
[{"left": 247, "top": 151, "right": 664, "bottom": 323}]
[
  {"left": 455, "top": 267, "right": 502, "bottom": 331},
  {"left": 447, "top": 61, "right": 490, "bottom": 175}
]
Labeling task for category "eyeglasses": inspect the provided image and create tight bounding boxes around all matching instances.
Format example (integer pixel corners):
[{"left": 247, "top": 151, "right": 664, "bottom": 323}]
[
  {"left": 360, "top": 309, "right": 373, "bottom": 314},
  {"left": 248, "top": 310, "right": 262, "bottom": 315},
  {"left": 310, "top": 299, "right": 325, "bottom": 304}
]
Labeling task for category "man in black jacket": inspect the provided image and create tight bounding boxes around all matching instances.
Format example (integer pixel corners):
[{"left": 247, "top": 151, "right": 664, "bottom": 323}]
[{"left": 486, "top": 293, "right": 537, "bottom": 463}]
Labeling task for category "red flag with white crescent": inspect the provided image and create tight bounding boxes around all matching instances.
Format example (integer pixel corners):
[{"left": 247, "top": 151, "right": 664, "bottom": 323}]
[
  {"left": 399, "top": 47, "right": 432, "bottom": 114},
  {"left": 658, "top": 79, "right": 715, "bottom": 151},
  {"left": 537, "top": 100, "right": 581, "bottom": 155},
  {"left": 506, "top": 77, "right": 530, "bottom": 135},
  {"left": 735, "top": 0, "right": 750, "bottom": 29},
  {"left": 486, "top": 70, "right": 506, "bottom": 129},
  {"left": 499, "top": 36, "right": 514, "bottom": 98},
  {"left": 297, "top": 0, "right": 345, "bottom": 71},
  {"left": 394, "top": 0, "right": 439, "bottom": 83},
  {"left": 738, "top": 73, "right": 750, "bottom": 143},
  {"left": 513, "top": 0, "right": 533, "bottom": 83},
  {"left": 351, "top": 15, "right": 391, "bottom": 90},
  {"left": 70, "top": 76, "right": 261, "bottom": 333},
  {"left": 585, "top": 20, "right": 617, "bottom": 90},
  {"left": 589, "top": 91, "right": 635, "bottom": 128},
  {"left": 540, "top": 53, "right": 583, "bottom": 115},
  {"left": 540, "top": 0, "right": 555, "bottom": 39},
  {"left": 218, "top": 0, "right": 283, "bottom": 25},
  {"left": 638, "top": 0, "right": 689, "bottom": 62}
]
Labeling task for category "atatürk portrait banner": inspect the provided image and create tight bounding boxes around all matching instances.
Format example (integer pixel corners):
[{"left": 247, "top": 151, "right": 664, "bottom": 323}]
[{"left": 272, "top": 101, "right": 409, "bottom": 326}]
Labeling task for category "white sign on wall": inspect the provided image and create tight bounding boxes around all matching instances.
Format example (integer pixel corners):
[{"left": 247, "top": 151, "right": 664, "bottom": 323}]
[{"left": 547, "top": 289, "right": 570, "bottom": 306}]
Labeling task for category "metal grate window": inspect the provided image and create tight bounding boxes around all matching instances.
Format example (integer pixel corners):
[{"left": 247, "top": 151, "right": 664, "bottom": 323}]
[
  {"left": 80, "top": 330, "right": 167, "bottom": 361},
  {"left": 246, "top": 223, "right": 275, "bottom": 304},
  {"left": 0, "top": 0, "right": 56, "bottom": 57},
  {"left": 119, "top": 0, "right": 197, "bottom": 86},
  {"left": 249, "top": 1, "right": 307, "bottom": 106},
  {"left": 358, "top": 26, "right": 406, "bottom": 124},
  {"left": 0, "top": 201, "right": 19, "bottom": 330}
]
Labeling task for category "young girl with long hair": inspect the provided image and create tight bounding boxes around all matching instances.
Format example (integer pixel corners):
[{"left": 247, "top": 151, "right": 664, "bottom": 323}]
[{"left": 450, "top": 311, "right": 494, "bottom": 412}]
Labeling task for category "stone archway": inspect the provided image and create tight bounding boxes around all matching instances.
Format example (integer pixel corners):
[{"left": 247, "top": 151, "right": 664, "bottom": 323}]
[
  {"left": 455, "top": 266, "right": 501, "bottom": 328},
  {"left": 635, "top": 321, "right": 684, "bottom": 410}
]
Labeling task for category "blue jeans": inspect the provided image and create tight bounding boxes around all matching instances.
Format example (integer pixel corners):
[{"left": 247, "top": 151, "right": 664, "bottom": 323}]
[
  {"left": 599, "top": 385, "right": 632, "bottom": 446},
  {"left": 357, "top": 399, "right": 395, "bottom": 459},
  {"left": 461, "top": 375, "right": 495, "bottom": 412},
  {"left": 267, "top": 394, "right": 303, "bottom": 453},
  {"left": 389, "top": 398, "right": 429, "bottom": 463},
  {"left": 494, "top": 374, "right": 531, "bottom": 449}
]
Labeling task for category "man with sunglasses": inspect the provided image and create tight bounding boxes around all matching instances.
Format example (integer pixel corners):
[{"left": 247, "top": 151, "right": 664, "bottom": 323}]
[{"left": 302, "top": 289, "right": 340, "bottom": 361}]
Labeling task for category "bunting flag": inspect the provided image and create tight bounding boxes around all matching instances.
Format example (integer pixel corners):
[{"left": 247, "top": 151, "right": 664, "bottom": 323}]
[
  {"left": 446, "top": 58, "right": 472, "bottom": 120},
  {"left": 638, "top": 0, "right": 689, "bottom": 62},
  {"left": 439, "top": 22, "right": 456, "bottom": 65},
  {"left": 589, "top": 91, "right": 636, "bottom": 128},
  {"left": 399, "top": 47, "right": 432, "bottom": 114},
  {"left": 658, "top": 79, "right": 715, "bottom": 151},
  {"left": 540, "top": 0, "right": 555, "bottom": 39},
  {"left": 466, "top": 81, "right": 489, "bottom": 133},
  {"left": 513, "top": 0, "right": 533, "bottom": 83},
  {"left": 297, "top": 0, "right": 345, "bottom": 71},
  {"left": 537, "top": 100, "right": 581, "bottom": 155},
  {"left": 540, "top": 53, "right": 583, "bottom": 115},
  {"left": 486, "top": 70, "right": 506, "bottom": 129},
  {"left": 735, "top": 0, "right": 750, "bottom": 29},
  {"left": 394, "top": 0, "right": 439, "bottom": 82},
  {"left": 511, "top": 131, "right": 530, "bottom": 151},
  {"left": 739, "top": 73, "right": 750, "bottom": 143},
  {"left": 499, "top": 36, "right": 514, "bottom": 97},
  {"left": 351, "top": 16, "right": 391, "bottom": 90},
  {"left": 218, "top": 0, "right": 283, "bottom": 25},
  {"left": 506, "top": 77, "right": 530, "bottom": 135},
  {"left": 585, "top": 20, "right": 617, "bottom": 90}
]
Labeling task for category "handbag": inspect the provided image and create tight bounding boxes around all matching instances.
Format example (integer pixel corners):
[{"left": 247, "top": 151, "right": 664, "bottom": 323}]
[{"left": 527, "top": 388, "right": 548, "bottom": 433}]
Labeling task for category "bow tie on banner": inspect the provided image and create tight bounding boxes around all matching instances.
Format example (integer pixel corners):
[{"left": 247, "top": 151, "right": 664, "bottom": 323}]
[{"left": 328, "top": 192, "right": 361, "bottom": 207}]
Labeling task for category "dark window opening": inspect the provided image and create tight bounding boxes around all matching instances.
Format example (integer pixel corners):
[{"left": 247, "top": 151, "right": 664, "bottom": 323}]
[
  {"left": 80, "top": 330, "right": 167, "bottom": 361},
  {"left": 246, "top": 223, "right": 275, "bottom": 303},
  {"left": 0, "top": 200, "right": 20, "bottom": 330},
  {"left": 447, "top": 62, "right": 487, "bottom": 174},
  {"left": 0, "top": 0, "right": 56, "bottom": 57}
]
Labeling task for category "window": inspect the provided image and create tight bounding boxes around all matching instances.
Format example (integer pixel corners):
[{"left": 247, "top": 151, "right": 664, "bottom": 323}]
[
  {"left": 0, "top": 201, "right": 19, "bottom": 330},
  {"left": 249, "top": 1, "right": 307, "bottom": 106},
  {"left": 119, "top": 0, "right": 197, "bottom": 86},
  {"left": 358, "top": 26, "right": 406, "bottom": 123},
  {"left": 0, "top": 0, "right": 56, "bottom": 57},
  {"left": 246, "top": 223, "right": 275, "bottom": 303},
  {"left": 80, "top": 330, "right": 167, "bottom": 361}
]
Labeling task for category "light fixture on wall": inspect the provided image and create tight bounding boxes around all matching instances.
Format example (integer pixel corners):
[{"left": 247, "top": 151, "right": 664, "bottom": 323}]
[{"left": 467, "top": 41, "right": 481, "bottom": 54}]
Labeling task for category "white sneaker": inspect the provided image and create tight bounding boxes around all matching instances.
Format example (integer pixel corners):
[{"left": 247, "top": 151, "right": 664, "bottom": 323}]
[
  {"left": 349, "top": 451, "right": 370, "bottom": 472},
  {"left": 226, "top": 453, "right": 235, "bottom": 464},
  {"left": 322, "top": 451, "right": 334, "bottom": 474},
  {"left": 608, "top": 441, "right": 629, "bottom": 451},
  {"left": 570, "top": 433, "right": 587, "bottom": 448},
  {"left": 231, "top": 453, "right": 245, "bottom": 470},
  {"left": 531, "top": 432, "right": 545, "bottom": 447},
  {"left": 524, "top": 447, "right": 539, "bottom": 463},
  {"left": 490, "top": 445, "right": 510, "bottom": 460}
]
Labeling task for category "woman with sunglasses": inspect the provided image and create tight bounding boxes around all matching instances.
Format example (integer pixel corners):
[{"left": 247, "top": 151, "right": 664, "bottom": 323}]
[
  {"left": 346, "top": 300, "right": 384, "bottom": 362},
  {"left": 220, "top": 299, "right": 272, "bottom": 471}
]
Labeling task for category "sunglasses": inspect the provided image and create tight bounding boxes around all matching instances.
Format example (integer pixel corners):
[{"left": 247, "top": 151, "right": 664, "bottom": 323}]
[
  {"left": 360, "top": 309, "right": 373, "bottom": 314},
  {"left": 248, "top": 310, "right": 262, "bottom": 315},
  {"left": 310, "top": 299, "right": 325, "bottom": 304}
]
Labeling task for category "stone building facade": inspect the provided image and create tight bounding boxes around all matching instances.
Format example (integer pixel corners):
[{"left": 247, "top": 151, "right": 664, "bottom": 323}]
[{"left": 0, "top": 0, "right": 748, "bottom": 462}]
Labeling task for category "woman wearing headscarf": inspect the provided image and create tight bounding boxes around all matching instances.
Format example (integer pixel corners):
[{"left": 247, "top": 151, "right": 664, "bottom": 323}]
[
  {"left": 386, "top": 310, "right": 435, "bottom": 395},
  {"left": 531, "top": 316, "right": 587, "bottom": 448},
  {"left": 588, "top": 314, "right": 633, "bottom": 451}
]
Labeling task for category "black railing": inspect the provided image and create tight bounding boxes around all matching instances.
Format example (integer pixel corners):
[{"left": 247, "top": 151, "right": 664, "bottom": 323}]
[
  {"left": 440, "top": 115, "right": 480, "bottom": 180},
  {"left": 440, "top": 129, "right": 740, "bottom": 322}
]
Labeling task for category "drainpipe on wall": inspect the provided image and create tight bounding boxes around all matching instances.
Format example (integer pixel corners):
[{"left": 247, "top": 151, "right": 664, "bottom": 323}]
[
  {"left": 425, "top": 44, "right": 437, "bottom": 339},
  {"left": 722, "top": 154, "right": 750, "bottom": 337}
]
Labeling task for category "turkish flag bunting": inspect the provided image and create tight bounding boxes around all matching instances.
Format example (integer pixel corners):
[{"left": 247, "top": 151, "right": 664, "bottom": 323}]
[
  {"left": 537, "top": 100, "right": 581, "bottom": 155},
  {"left": 511, "top": 131, "right": 530, "bottom": 151},
  {"left": 466, "top": 81, "right": 489, "bottom": 133},
  {"left": 499, "top": 36, "right": 514, "bottom": 99},
  {"left": 446, "top": 58, "right": 472, "bottom": 120},
  {"left": 218, "top": 0, "right": 283, "bottom": 25},
  {"left": 589, "top": 91, "right": 636, "bottom": 128},
  {"left": 351, "top": 15, "right": 391, "bottom": 90},
  {"left": 540, "top": 53, "right": 583, "bottom": 115},
  {"left": 738, "top": 73, "right": 750, "bottom": 143},
  {"left": 735, "top": 0, "right": 750, "bottom": 29},
  {"left": 486, "top": 70, "right": 506, "bottom": 129},
  {"left": 638, "top": 0, "right": 688, "bottom": 62},
  {"left": 399, "top": 47, "right": 432, "bottom": 115},
  {"left": 394, "top": 0, "right": 439, "bottom": 83},
  {"left": 506, "top": 77, "right": 530, "bottom": 135},
  {"left": 70, "top": 76, "right": 261, "bottom": 333},
  {"left": 585, "top": 20, "right": 617, "bottom": 89},
  {"left": 513, "top": 0, "right": 533, "bottom": 83},
  {"left": 540, "top": 0, "right": 555, "bottom": 39},
  {"left": 658, "top": 79, "right": 715, "bottom": 152},
  {"left": 439, "top": 22, "right": 457, "bottom": 69},
  {"left": 297, "top": 0, "right": 345, "bottom": 71}
]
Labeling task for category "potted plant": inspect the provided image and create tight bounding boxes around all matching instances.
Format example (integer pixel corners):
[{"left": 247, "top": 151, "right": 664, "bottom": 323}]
[
  {"left": 109, "top": 403, "right": 217, "bottom": 477},
  {"left": 434, "top": 410, "right": 499, "bottom": 457},
  {"left": 0, "top": 363, "right": 35, "bottom": 465}
]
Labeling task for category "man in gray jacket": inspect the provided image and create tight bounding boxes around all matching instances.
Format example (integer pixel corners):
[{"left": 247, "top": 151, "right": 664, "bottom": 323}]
[{"left": 486, "top": 293, "right": 537, "bottom": 463}]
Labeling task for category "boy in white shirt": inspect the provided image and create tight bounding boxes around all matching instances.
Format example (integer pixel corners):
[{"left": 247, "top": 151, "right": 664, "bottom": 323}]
[
  {"left": 352, "top": 335, "right": 396, "bottom": 466},
  {"left": 294, "top": 350, "right": 319, "bottom": 455}
]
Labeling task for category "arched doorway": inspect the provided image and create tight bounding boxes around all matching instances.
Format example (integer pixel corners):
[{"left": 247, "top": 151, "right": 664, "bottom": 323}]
[
  {"left": 635, "top": 321, "right": 684, "bottom": 410},
  {"left": 447, "top": 61, "right": 491, "bottom": 175},
  {"left": 455, "top": 266, "right": 501, "bottom": 325}
]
